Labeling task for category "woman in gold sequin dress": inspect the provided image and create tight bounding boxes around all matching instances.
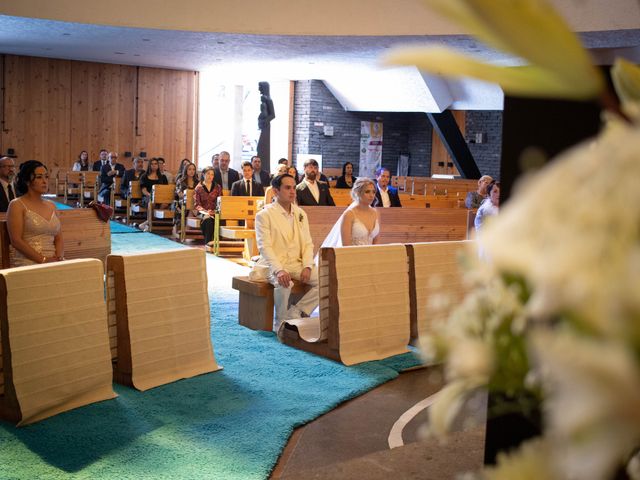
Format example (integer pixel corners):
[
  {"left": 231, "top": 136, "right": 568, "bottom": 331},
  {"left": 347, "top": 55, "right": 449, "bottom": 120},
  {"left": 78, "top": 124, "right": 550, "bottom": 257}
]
[{"left": 7, "top": 160, "right": 64, "bottom": 266}]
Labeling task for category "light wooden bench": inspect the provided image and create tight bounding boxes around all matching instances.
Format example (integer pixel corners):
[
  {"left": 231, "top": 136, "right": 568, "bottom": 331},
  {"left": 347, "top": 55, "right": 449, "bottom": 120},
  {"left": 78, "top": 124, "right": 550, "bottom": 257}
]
[
  {"left": 176, "top": 189, "right": 203, "bottom": 242},
  {"left": 301, "top": 206, "right": 471, "bottom": 255},
  {"left": 147, "top": 183, "right": 176, "bottom": 234},
  {"left": 406, "top": 241, "right": 471, "bottom": 345},
  {"left": 126, "top": 180, "right": 146, "bottom": 225},
  {"left": 213, "top": 196, "right": 263, "bottom": 259},
  {"left": 0, "top": 208, "right": 112, "bottom": 269},
  {"left": 0, "top": 259, "right": 116, "bottom": 425},
  {"left": 279, "top": 244, "right": 411, "bottom": 365},
  {"left": 106, "top": 249, "right": 221, "bottom": 390},
  {"left": 392, "top": 176, "right": 477, "bottom": 196},
  {"left": 82, "top": 171, "right": 100, "bottom": 206},
  {"left": 231, "top": 276, "right": 311, "bottom": 331}
]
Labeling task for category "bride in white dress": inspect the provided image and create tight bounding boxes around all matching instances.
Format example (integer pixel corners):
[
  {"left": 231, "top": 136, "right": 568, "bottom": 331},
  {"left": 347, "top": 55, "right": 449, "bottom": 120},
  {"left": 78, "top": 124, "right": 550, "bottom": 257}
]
[{"left": 320, "top": 177, "right": 380, "bottom": 249}]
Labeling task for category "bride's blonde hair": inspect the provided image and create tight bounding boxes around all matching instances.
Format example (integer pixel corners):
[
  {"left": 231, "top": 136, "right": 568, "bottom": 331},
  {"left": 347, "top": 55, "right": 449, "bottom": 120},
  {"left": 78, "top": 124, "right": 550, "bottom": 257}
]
[{"left": 350, "top": 177, "right": 375, "bottom": 202}]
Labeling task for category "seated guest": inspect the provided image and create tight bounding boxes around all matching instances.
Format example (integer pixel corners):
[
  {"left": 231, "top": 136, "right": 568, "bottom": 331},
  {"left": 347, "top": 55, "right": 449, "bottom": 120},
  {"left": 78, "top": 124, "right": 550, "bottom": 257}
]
[
  {"left": 474, "top": 181, "right": 500, "bottom": 232},
  {"left": 264, "top": 164, "right": 289, "bottom": 204},
  {"left": 140, "top": 158, "right": 168, "bottom": 206},
  {"left": 121, "top": 157, "right": 145, "bottom": 198},
  {"left": 231, "top": 161, "right": 265, "bottom": 197},
  {"left": 211, "top": 153, "right": 220, "bottom": 170},
  {"left": 157, "top": 158, "right": 175, "bottom": 183},
  {"left": 373, "top": 167, "right": 401, "bottom": 207},
  {"left": 194, "top": 166, "right": 222, "bottom": 246},
  {"left": 320, "top": 178, "right": 380, "bottom": 249},
  {"left": 175, "top": 161, "right": 199, "bottom": 201},
  {"left": 99, "top": 151, "right": 125, "bottom": 205},
  {"left": 0, "top": 156, "right": 16, "bottom": 212},
  {"left": 287, "top": 166, "right": 301, "bottom": 184},
  {"left": 277, "top": 158, "right": 289, "bottom": 167},
  {"left": 465, "top": 175, "right": 494, "bottom": 209},
  {"left": 177, "top": 158, "right": 191, "bottom": 179},
  {"left": 72, "top": 150, "right": 90, "bottom": 171},
  {"left": 92, "top": 149, "right": 108, "bottom": 171},
  {"left": 335, "top": 161, "right": 357, "bottom": 189},
  {"left": 214, "top": 151, "right": 240, "bottom": 191},
  {"left": 7, "top": 160, "right": 64, "bottom": 266},
  {"left": 251, "top": 155, "right": 271, "bottom": 187},
  {"left": 296, "top": 159, "right": 335, "bottom": 206}
]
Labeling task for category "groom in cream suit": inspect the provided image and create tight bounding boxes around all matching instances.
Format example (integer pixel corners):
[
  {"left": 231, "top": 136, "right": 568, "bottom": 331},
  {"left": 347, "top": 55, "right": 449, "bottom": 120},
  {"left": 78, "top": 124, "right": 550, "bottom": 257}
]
[{"left": 255, "top": 174, "right": 319, "bottom": 329}]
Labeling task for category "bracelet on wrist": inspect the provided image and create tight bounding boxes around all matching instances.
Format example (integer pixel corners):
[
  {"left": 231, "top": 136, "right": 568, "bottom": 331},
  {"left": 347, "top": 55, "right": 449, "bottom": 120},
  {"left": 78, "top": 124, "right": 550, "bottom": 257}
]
[{"left": 41, "top": 256, "right": 47, "bottom": 264}]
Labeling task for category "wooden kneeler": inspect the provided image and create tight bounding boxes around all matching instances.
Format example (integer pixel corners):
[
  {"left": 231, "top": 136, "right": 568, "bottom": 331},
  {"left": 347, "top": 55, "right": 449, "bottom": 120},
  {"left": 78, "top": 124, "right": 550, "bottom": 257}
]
[
  {"left": 279, "top": 244, "right": 411, "bottom": 365},
  {"left": 107, "top": 249, "right": 221, "bottom": 391},
  {"left": 0, "top": 260, "right": 116, "bottom": 425},
  {"left": 406, "top": 241, "right": 471, "bottom": 345}
]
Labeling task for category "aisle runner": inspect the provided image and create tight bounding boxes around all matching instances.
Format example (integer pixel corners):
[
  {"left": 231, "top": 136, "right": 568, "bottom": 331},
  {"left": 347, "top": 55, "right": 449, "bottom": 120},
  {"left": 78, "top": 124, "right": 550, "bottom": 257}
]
[{"left": 0, "top": 231, "right": 420, "bottom": 479}]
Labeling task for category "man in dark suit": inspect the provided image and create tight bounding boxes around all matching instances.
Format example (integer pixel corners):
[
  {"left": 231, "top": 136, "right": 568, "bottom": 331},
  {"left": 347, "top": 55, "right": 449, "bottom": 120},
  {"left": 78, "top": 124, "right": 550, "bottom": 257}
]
[
  {"left": 121, "top": 157, "right": 145, "bottom": 198},
  {"left": 0, "top": 156, "right": 16, "bottom": 212},
  {"left": 99, "top": 151, "right": 125, "bottom": 204},
  {"left": 92, "top": 149, "right": 109, "bottom": 171},
  {"left": 373, "top": 167, "right": 402, "bottom": 207},
  {"left": 214, "top": 151, "right": 240, "bottom": 190},
  {"left": 296, "top": 158, "right": 335, "bottom": 206},
  {"left": 231, "top": 161, "right": 265, "bottom": 197},
  {"left": 251, "top": 155, "right": 271, "bottom": 187}
]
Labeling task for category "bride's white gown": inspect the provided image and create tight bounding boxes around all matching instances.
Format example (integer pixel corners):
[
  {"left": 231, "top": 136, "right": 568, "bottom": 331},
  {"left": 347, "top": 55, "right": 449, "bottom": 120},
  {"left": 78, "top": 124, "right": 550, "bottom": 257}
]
[{"left": 320, "top": 208, "right": 379, "bottom": 249}]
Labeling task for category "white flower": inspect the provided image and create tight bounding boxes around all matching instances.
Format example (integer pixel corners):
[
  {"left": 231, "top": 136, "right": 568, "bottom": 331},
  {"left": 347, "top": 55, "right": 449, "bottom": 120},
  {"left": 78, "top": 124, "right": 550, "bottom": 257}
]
[
  {"left": 483, "top": 438, "right": 561, "bottom": 480},
  {"left": 531, "top": 330, "right": 640, "bottom": 480}
]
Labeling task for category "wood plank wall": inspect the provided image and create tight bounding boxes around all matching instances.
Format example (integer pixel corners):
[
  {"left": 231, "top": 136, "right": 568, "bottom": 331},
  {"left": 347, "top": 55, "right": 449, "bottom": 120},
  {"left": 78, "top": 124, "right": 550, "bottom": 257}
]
[{"left": 0, "top": 54, "right": 198, "bottom": 173}]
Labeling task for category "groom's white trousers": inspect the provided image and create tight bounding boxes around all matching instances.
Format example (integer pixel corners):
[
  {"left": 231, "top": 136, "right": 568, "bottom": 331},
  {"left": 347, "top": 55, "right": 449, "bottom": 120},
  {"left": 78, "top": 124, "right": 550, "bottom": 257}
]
[{"left": 269, "top": 263, "right": 319, "bottom": 328}]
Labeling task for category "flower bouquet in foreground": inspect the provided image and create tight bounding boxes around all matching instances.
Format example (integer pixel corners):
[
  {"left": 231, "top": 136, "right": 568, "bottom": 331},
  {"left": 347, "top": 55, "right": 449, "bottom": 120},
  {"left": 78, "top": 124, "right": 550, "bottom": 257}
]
[{"left": 387, "top": 1, "right": 640, "bottom": 479}]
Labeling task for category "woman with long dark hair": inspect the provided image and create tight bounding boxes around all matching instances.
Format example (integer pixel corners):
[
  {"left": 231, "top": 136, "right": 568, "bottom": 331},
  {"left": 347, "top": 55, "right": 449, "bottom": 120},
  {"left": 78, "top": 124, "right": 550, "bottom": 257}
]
[
  {"left": 194, "top": 166, "right": 223, "bottom": 246},
  {"left": 7, "top": 160, "right": 64, "bottom": 266}
]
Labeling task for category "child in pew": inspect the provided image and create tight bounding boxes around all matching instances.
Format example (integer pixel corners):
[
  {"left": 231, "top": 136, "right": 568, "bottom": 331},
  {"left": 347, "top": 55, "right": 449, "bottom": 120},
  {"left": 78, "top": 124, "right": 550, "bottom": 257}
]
[{"left": 7, "top": 160, "right": 64, "bottom": 266}]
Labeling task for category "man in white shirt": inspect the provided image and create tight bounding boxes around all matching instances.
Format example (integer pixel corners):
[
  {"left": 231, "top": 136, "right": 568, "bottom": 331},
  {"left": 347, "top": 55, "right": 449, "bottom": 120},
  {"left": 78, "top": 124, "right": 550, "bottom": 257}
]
[
  {"left": 255, "top": 174, "right": 318, "bottom": 330},
  {"left": 230, "top": 161, "right": 265, "bottom": 197},
  {"left": 0, "top": 156, "right": 16, "bottom": 212},
  {"left": 92, "top": 149, "right": 109, "bottom": 171}
]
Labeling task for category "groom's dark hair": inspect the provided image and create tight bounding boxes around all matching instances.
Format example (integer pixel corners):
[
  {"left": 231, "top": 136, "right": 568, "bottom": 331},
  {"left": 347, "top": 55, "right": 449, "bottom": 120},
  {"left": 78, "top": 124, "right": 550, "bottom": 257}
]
[{"left": 271, "top": 173, "right": 294, "bottom": 190}]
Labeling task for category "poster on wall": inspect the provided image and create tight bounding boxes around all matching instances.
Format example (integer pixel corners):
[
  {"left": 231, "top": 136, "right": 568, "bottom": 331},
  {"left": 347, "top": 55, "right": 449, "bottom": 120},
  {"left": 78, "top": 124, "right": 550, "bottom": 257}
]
[{"left": 359, "top": 121, "right": 383, "bottom": 179}]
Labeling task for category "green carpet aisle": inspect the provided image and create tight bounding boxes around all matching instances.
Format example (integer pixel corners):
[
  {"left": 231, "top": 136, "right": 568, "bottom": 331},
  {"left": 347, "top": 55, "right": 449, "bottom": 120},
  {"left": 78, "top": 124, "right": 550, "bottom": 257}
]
[{"left": 0, "top": 221, "right": 421, "bottom": 479}]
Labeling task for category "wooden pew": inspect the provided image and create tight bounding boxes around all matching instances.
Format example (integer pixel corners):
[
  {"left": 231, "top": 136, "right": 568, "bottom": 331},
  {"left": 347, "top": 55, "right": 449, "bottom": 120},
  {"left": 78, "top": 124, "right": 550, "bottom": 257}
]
[
  {"left": 392, "top": 176, "right": 477, "bottom": 196},
  {"left": 0, "top": 209, "right": 111, "bottom": 269},
  {"left": 328, "top": 189, "right": 464, "bottom": 209},
  {"left": 176, "top": 189, "right": 203, "bottom": 242},
  {"left": 406, "top": 241, "right": 471, "bottom": 345},
  {"left": 147, "top": 184, "right": 176, "bottom": 234},
  {"left": 231, "top": 276, "right": 311, "bottom": 331},
  {"left": 126, "top": 181, "right": 146, "bottom": 225},
  {"left": 213, "top": 196, "right": 263, "bottom": 259},
  {"left": 301, "top": 206, "right": 471, "bottom": 255},
  {"left": 64, "top": 171, "right": 84, "bottom": 204},
  {"left": 0, "top": 259, "right": 116, "bottom": 425},
  {"left": 279, "top": 244, "right": 411, "bottom": 365},
  {"left": 82, "top": 171, "right": 100, "bottom": 206},
  {"left": 106, "top": 249, "right": 221, "bottom": 390}
]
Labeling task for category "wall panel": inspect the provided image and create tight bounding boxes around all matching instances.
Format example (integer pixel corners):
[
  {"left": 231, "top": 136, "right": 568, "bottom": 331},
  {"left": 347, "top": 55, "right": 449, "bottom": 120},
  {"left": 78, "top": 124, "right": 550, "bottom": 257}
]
[
  {"left": 1, "top": 54, "right": 197, "bottom": 174},
  {"left": 70, "top": 61, "right": 136, "bottom": 163},
  {"left": 2, "top": 56, "right": 72, "bottom": 167},
  {"left": 136, "top": 68, "right": 197, "bottom": 172}
]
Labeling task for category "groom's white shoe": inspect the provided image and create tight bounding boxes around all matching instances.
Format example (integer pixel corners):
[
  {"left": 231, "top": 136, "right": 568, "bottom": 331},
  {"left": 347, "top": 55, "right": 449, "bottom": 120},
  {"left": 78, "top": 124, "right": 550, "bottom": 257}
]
[{"left": 284, "top": 307, "right": 302, "bottom": 320}]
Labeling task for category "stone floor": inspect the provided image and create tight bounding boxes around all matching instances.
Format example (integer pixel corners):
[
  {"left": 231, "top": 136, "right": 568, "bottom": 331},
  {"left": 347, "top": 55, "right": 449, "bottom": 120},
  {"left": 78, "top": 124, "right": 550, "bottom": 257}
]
[{"left": 271, "top": 367, "right": 486, "bottom": 480}]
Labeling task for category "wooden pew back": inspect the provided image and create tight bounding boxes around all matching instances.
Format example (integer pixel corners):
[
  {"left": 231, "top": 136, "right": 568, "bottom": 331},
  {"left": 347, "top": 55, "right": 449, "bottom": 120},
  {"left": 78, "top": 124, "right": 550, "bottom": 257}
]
[
  {"left": 301, "top": 206, "right": 471, "bottom": 255},
  {"left": 216, "top": 196, "right": 263, "bottom": 221}
]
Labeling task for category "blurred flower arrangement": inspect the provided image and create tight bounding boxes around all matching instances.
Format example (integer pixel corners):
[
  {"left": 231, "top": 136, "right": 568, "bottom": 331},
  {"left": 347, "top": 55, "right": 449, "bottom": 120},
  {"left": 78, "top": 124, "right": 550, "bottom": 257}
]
[{"left": 387, "top": 1, "right": 640, "bottom": 479}]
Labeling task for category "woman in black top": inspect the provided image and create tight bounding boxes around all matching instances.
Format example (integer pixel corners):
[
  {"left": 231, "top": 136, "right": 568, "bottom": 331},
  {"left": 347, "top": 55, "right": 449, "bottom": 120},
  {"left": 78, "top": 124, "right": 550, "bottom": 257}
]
[
  {"left": 335, "top": 162, "right": 357, "bottom": 189},
  {"left": 139, "top": 158, "right": 169, "bottom": 206}
]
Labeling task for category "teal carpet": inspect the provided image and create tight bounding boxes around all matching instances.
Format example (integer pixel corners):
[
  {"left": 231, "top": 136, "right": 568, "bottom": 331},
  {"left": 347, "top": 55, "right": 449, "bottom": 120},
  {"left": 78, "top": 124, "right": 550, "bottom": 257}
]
[{"left": 0, "top": 225, "right": 421, "bottom": 479}]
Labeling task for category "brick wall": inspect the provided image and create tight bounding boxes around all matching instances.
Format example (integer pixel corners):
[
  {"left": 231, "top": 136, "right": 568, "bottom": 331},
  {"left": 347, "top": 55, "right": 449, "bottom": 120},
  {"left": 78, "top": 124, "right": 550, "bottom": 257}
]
[{"left": 293, "top": 80, "right": 502, "bottom": 180}]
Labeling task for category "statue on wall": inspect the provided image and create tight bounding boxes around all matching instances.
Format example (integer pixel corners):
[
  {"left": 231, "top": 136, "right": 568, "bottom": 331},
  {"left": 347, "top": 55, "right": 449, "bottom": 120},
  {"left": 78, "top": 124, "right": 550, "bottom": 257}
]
[{"left": 257, "top": 81, "right": 275, "bottom": 172}]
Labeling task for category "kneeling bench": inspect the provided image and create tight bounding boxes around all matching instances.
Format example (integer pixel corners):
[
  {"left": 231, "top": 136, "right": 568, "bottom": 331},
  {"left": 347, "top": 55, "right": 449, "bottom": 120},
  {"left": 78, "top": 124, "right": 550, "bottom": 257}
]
[{"left": 232, "top": 276, "right": 311, "bottom": 331}]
